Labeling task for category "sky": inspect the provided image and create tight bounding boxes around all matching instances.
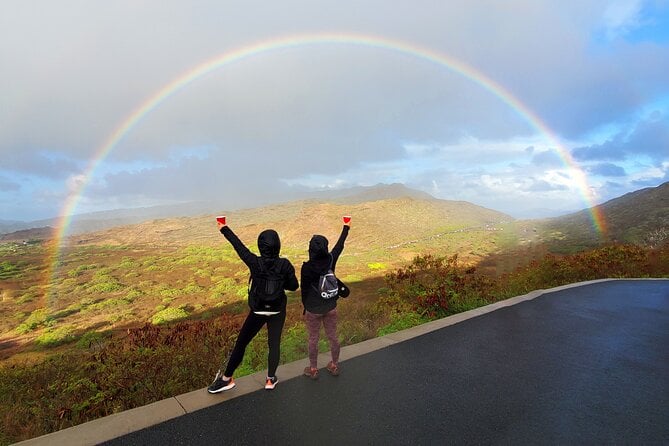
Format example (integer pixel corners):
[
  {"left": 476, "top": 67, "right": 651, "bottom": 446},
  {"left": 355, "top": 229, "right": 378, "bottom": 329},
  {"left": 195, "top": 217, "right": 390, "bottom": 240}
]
[{"left": 1, "top": 0, "right": 668, "bottom": 222}]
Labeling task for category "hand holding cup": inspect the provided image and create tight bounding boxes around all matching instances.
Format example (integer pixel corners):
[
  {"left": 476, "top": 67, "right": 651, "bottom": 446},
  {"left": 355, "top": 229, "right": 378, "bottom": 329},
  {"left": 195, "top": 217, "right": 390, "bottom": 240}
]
[
  {"left": 343, "top": 215, "right": 351, "bottom": 226},
  {"left": 216, "top": 215, "right": 227, "bottom": 229}
]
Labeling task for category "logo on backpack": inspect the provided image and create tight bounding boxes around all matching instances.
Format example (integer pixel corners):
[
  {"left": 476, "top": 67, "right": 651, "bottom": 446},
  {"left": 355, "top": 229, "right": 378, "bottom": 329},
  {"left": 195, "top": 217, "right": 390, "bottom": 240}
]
[
  {"left": 315, "top": 255, "right": 339, "bottom": 300},
  {"left": 248, "top": 259, "right": 284, "bottom": 311}
]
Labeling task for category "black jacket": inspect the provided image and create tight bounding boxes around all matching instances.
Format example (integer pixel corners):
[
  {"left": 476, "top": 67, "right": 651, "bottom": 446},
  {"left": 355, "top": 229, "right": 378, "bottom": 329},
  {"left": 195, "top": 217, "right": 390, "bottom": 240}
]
[
  {"left": 220, "top": 226, "right": 298, "bottom": 312},
  {"left": 301, "top": 225, "right": 349, "bottom": 314}
]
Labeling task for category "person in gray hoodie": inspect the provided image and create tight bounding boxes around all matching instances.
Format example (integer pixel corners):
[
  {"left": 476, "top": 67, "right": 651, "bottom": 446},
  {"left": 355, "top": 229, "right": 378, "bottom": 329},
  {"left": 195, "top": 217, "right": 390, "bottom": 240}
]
[{"left": 300, "top": 221, "right": 350, "bottom": 379}]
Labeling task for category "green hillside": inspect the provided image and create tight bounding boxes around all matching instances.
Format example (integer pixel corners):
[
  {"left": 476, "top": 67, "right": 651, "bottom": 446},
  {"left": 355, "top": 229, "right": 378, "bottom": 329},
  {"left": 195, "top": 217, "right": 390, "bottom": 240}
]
[
  {"left": 534, "top": 181, "right": 669, "bottom": 252},
  {"left": 0, "top": 193, "right": 512, "bottom": 361}
]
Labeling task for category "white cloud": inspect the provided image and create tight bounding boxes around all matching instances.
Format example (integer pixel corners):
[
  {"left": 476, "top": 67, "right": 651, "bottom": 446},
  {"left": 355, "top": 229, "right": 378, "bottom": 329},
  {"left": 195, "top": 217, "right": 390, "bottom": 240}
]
[
  {"left": 602, "top": 0, "right": 644, "bottom": 39},
  {"left": 66, "top": 174, "right": 87, "bottom": 194}
]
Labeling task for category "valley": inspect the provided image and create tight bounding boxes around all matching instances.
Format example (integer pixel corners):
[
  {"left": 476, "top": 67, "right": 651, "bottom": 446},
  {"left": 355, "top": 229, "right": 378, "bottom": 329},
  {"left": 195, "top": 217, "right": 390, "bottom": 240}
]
[{"left": 2, "top": 182, "right": 667, "bottom": 363}]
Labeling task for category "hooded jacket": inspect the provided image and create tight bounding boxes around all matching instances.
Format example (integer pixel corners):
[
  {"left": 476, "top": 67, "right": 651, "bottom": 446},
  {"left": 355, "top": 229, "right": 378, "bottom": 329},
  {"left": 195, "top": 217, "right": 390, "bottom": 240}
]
[
  {"left": 220, "top": 226, "right": 298, "bottom": 313},
  {"left": 301, "top": 225, "right": 349, "bottom": 314}
]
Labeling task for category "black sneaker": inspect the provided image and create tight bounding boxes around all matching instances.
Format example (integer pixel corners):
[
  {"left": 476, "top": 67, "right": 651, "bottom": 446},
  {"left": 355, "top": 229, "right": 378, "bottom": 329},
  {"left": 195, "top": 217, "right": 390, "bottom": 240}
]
[
  {"left": 207, "top": 370, "right": 235, "bottom": 393},
  {"left": 264, "top": 376, "right": 278, "bottom": 390}
]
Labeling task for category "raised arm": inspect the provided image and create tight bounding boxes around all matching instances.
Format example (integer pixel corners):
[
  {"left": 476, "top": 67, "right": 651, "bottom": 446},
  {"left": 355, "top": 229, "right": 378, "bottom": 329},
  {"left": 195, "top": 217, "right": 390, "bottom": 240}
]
[
  {"left": 330, "top": 225, "right": 350, "bottom": 268},
  {"left": 219, "top": 225, "right": 257, "bottom": 269}
]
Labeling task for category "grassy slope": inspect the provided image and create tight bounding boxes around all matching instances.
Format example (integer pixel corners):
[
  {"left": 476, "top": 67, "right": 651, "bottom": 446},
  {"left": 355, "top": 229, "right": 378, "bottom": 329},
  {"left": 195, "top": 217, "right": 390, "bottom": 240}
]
[
  {"left": 0, "top": 196, "right": 511, "bottom": 362},
  {"left": 536, "top": 181, "right": 669, "bottom": 251},
  {"left": 3, "top": 181, "right": 666, "bottom": 362}
]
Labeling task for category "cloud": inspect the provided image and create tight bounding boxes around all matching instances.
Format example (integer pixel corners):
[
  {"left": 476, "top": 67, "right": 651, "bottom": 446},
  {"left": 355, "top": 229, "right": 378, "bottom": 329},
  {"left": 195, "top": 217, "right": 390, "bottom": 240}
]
[
  {"left": 86, "top": 149, "right": 304, "bottom": 210},
  {"left": 626, "top": 111, "right": 669, "bottom": 160},
  {"left": 523, "top": 179, "right": 570, "bottom": 192},
  {"left": 632, "top": 174, "right": 669, "bottom": 187},
  {"left": 0, "top": 176, "right": 20, "bottom": 192},
  {"left": 588, "top": 163, "right": 627, "bottom": 177},
  {"left": 0, "top": 151, "right": 80, "bottom": 179},
  {"left": 601, "top": 0, "right": 644, "bottom": 39},
  {"left": 284, "top": 136, "right": 595, "bottom": 218},
  {"left": 598, "top": 0, "right": 669, "bottom": 44},
  {"left": 573, "top": 111, "right": 669, "bottom": 162},
  {"left": 531, "top": 149, "right": 564, "bottom": 167},
  {"left": 572, "top": 136, "right": 627, "bottom": 162},
  {"left": 630, "top": 162, "right": 669, "bottom": 187},
  {"left": 0, "top": 1, "right": 668, "bottom": 220}
]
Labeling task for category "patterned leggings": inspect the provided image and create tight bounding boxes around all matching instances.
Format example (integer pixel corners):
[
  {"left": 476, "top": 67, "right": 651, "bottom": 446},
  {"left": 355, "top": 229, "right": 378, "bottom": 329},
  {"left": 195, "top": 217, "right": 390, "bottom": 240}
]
[{"left": 305, "top": 308, "right": 340, "bottom": 368}]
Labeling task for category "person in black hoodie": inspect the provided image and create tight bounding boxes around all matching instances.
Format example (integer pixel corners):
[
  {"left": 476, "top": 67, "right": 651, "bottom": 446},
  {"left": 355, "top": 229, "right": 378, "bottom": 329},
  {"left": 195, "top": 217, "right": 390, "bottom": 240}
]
[
  {"left": 301, "top": 220, "right": 350, "bottom": 379},
  {"left": 208, "top": 219, "right": 298, "bottom": 393}
]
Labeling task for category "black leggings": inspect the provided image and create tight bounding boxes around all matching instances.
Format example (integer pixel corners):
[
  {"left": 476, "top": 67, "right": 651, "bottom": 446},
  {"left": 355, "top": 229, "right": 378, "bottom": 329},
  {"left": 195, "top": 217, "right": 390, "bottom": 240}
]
[{"left": 224, "top": 311, "right": 286, "bottom": 378}]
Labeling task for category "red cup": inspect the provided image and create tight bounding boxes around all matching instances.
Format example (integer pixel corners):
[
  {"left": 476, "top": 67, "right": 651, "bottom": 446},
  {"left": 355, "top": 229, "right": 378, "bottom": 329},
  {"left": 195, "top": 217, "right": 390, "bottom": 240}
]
[
  {"left": 343, "top": 215, "right": 351, "bottom": 224},
  {"left": 216, "top": 215, "right": 226, "bottom": 225}
]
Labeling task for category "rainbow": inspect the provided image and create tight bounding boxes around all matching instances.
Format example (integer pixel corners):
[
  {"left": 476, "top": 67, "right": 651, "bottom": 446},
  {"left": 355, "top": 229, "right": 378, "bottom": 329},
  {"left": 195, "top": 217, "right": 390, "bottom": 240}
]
[{"left": 46, "top": 32, "right": 606, "bottom": 299}]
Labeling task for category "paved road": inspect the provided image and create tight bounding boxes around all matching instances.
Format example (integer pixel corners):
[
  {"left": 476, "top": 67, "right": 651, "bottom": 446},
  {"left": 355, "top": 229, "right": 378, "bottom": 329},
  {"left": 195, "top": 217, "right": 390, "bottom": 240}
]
[{"left": 104, "top": 280, "right": 669, "bottom": 445}]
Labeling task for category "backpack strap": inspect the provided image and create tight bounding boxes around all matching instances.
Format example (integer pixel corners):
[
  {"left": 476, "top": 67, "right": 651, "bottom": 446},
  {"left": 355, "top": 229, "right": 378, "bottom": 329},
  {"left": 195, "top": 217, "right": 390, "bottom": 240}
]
[{"left": 249, "top": 257, "right": 264, "bottom": 293}]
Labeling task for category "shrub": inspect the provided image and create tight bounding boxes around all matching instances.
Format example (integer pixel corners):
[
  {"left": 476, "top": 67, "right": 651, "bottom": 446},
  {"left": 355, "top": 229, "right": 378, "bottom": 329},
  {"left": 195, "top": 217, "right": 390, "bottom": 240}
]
[
  {"left": 88, "top": 298, "right": 128, "bottom": 311},
  {"left": 16, "top": 308, "right": 51, "bottom": 333},
  {"left": 67, "top": 264, "right": 97, "bottom": 278},
  {"left": 0, "top": 317, "right": 239, "bottom": 443},
  {"left": 89, "top": 281, "right": 124, "bottom": 293},
  {"left": 0, "top": 261, "right": 21, "bottom": 279},
  {"left": 125, "top": 288, "right": 143, "bottom": 302},
  {"left": 108, "top": 310, "right": 134, "bottom": 324},
  {"left": 159, "top": 288, "right": 181, "bottom": 298},
  {"left": 17, "top": 291, "right": 37, "bottom": 304},
  {"left": 151, "top": 307, "right": 189, "bottom": 325},
  {"left": 499, "top": 243, "right": 665, "bottom": 296},
  {"left": 341, "top": 274, "right": 363, "bottom": 283},
  {"left": 88, "top": 273, "right": 123, "bottom": 293},
  {"left": 183, "top": 283, "right": 204, "bottom": 294},
  {"left": 35, "top": 326, "right": 76, "bottom": 347},
  {"left": 118, "top": 257, "right": 138, "bottom": 269},
  {"left": 193, "top": 268, "right": 211, "bottom": 278},
  {"left": 377, "top": 312, "right": 429, "bottom": 336},
  {"left": 76, "top": 331, "right": 110, "bottom": 349},
  {"left": 210, "top": 278, "right": 237, "bottom": 299},
  {"left": 384, "top": 254, "right": 495, "bottom": 318}
]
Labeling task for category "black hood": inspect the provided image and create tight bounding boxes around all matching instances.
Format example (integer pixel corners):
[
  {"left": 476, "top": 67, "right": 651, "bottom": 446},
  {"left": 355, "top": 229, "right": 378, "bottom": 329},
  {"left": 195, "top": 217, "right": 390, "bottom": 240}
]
[
  {"left": 257, "top": 229, "right": 281, "bottom": 258},
  {"left": 308, "top": 235, "right": 329, "bottom": 261}
]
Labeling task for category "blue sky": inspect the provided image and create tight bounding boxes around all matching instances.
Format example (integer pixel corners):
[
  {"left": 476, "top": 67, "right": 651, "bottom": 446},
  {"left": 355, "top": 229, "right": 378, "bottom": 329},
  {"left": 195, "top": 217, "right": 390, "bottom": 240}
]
[{"left": 1, "top": 0, "right": 668, "bottom": 222}]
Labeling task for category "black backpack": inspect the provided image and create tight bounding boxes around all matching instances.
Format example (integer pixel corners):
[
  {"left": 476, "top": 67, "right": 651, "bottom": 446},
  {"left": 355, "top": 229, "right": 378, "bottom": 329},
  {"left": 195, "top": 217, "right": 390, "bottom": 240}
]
[{"left": 248, "top": 258, "right": 284, "bottom": 312}]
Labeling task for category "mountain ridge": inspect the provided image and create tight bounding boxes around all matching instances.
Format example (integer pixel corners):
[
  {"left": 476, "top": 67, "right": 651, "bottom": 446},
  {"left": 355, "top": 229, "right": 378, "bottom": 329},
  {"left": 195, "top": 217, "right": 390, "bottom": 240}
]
[
  {"left": 0, "top": 184, "right": 488, "bottom": 238},
  {"left": 2, "top": 182, "right": 667, "bottom": 250},
  {"left": 67, "top": 194, "right": 513, "bottom": 257},
  {"left": 539, "top": 181, "right": 668, "bottom": 249}
]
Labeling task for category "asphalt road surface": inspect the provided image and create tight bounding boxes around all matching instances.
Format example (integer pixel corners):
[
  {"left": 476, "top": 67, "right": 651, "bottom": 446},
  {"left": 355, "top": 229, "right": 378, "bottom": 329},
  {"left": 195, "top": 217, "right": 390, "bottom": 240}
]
[{"left": 104, "top": 279, "right": 669, "bottom": 445}]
